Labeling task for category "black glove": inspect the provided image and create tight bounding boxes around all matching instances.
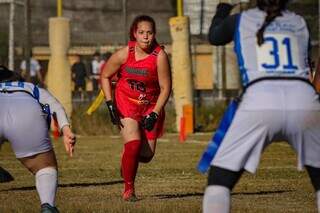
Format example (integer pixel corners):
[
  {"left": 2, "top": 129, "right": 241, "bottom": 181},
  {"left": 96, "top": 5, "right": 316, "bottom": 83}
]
[
  {"left": 141, "top": 112, "right": 158, "bottom": 131},
  {"left": 106, "top": 100, "right": 122, "bottom": 126}
]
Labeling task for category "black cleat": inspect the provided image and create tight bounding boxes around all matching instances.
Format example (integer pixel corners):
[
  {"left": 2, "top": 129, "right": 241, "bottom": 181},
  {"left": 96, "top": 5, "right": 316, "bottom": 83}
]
[
  {"left": 0, "top": 167, "right": 14, "bottom": 183},
  {"left": 40, "top": 203, "right": 59, "bottom": 213}
]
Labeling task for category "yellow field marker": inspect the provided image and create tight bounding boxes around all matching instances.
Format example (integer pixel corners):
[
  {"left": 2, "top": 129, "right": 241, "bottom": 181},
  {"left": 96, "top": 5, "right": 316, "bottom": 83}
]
[{"left": 86, "top": 90, "right": 105, "bottom": 115}]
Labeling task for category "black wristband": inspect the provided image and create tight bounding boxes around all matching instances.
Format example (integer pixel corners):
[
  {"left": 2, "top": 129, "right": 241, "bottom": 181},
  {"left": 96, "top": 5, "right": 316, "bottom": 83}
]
[
  {"left": 106, "top": 100, "right": 113, "bottom": 107},
  {"left": 150, "top": 111, "right": 158, "bottom": 119}
]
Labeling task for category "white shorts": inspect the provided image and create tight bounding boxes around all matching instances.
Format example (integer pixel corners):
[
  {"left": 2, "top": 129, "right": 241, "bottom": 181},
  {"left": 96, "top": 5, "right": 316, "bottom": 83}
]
[
  {"left": 0, "top": 92, "right": 52, "bottom": 158},
  {"left": 211, "top": 80, "right": 320, "bottom": 173}
]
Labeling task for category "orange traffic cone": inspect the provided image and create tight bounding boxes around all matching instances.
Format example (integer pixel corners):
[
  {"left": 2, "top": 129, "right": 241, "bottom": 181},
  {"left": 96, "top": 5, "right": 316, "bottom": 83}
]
[{"left": 179, "top": 117, "right": 186, "bottom": 143}]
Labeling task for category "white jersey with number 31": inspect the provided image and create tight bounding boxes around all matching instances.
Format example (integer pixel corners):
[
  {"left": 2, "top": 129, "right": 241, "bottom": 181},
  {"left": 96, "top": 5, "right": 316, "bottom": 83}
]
[{"left": 234, "top": 8, "right": 310, "bottom": 86}]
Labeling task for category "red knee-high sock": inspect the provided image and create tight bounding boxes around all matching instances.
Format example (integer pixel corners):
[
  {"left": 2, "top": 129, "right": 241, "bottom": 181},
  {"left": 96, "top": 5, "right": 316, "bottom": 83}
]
[{"left": 121, "top": 140, "right": 141, "bottom": 192}]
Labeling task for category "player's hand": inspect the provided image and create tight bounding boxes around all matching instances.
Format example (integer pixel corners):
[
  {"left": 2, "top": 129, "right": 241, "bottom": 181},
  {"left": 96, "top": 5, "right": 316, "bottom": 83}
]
[
  {"left": 141, "top": 112, "right": 158, "bottom": 131},
  {"left": 106, "top": 100, "right": 123, "bottom": 128},
  {"left": 62, "top": 125, "right": 76, "bottom": 157}
]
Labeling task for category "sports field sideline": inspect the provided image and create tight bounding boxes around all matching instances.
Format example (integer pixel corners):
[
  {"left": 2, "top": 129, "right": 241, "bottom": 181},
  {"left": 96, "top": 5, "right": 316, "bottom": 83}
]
[{"left": 0, "top": 133, "right": 317, "bottom": 212}]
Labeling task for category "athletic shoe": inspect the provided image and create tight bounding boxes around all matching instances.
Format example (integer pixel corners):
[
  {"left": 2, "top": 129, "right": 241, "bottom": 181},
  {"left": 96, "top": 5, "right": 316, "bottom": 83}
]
[
  {"left": 40, "top": 203, "right": 59, "bottom": 213},
  {"left": 0, "top": 167, "right": 14, "bottom": 183},
  {"left": 122, "top": 189, "right": 138, "bottom": 202}
]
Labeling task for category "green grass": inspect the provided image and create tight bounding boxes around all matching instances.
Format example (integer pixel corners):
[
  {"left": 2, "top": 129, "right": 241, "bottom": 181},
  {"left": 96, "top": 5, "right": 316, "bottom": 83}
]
[
  {"left": 0, "top": 134, "right": 317, "bottom": 212},
  {"left": 71, "top": 101, "right": 227, "bottom": 136},
  {"left": 71, "top": 103, "right": 179, "bottom": 135}
]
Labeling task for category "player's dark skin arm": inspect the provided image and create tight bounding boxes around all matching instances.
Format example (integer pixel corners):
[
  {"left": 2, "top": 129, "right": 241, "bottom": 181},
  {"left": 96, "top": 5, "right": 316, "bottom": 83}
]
[
  {"left": 313, "top": 59, "right": 320, "bottom": 92},
  {"left": 208, "top": 3, "right": 239, "bottom": 46}
]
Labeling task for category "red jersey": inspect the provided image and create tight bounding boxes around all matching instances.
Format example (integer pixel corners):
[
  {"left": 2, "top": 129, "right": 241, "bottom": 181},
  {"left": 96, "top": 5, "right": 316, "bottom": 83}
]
[
  {"left": 115, "top": 41, "right": 161, "bottom": 119},
  {"left": 115, "top": 41, "right": 164, "bottom": 139}
]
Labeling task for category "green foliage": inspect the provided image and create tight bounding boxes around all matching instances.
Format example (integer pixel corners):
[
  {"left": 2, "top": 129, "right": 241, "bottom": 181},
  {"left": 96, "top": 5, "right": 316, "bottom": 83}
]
[
  {"left": 71, "top": 102, "right": 227, "bottom": 135},
  {"left": 194, "top": 101, "right": 227, "bottom": 132},
  {"left": 71, "top": 103, "right": 119, "bottom": 136},
  {"left": 163, "top": 105, "right": 177, "bottom": 133},
  {"left": 71, "top": 103, "right": 180, "bottom": 135}
]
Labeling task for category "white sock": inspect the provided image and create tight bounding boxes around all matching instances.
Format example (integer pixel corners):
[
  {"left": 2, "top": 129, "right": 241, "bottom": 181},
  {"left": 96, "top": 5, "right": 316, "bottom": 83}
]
[
  {"left": 203, "top": 185, "right": 230, "bottom": 213},
  {"left": 35, "top": 167, "right": 58, "bottom": 206},
  {"left": 317, "top": 190, "right": 320, "bottom": 213}
]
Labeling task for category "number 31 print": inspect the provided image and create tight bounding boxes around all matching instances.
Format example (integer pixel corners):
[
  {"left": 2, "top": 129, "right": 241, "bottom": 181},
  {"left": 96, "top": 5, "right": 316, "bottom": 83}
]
[{"left": 256, "top": 34, "right": 300, "bottom": 74}]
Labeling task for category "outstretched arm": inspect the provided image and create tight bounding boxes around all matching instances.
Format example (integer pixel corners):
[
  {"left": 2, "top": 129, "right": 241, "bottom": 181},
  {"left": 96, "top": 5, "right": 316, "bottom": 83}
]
[
  {"left": 100, "top": 47, "right": 127, "bottom": 127},
  {"left": 208, "top": 3, "right": 238, "bottom": 46},
  {"left": 141, "top": 50, "right": 171, "bottom": 131},
  {"left": 153, "top": 50, "right": 172, "bottom": 114},
  {"left": 100, "top": 47, "right": 127, "bottom": 101},
  {"left": 39, "top": 88, "right": 76, "bottom": 157},
  {"left": 61, "top": 125, "right": 76, "bottom": 157}
]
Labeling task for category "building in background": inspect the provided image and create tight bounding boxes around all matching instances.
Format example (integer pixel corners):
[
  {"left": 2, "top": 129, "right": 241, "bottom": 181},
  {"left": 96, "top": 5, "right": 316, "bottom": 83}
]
[{"left": 0, "top": 0, "right": 318, "bottom": 100}]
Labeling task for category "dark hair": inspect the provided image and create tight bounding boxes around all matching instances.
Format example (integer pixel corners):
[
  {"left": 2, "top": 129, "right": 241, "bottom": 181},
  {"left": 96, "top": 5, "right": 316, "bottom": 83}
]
[
  {"left": 129, "top": 15, "right": 157, "bottom": 41},
  {"left": 102, "top": 52, "right": 112, "bottom": 60},
  {"left": 256, "top": 0, "right": 290, "bottom": 46},
  {"left": 0, "top": 65, "right": 24, "bottom": 82},
  {"left": 93, "top": 51, "right": 100, "bottom": 57}
]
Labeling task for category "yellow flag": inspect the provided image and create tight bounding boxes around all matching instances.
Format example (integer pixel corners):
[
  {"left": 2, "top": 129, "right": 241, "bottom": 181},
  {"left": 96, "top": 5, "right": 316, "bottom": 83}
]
[{"left": 86, "top": 90, "right": 105, "bottom": 115}]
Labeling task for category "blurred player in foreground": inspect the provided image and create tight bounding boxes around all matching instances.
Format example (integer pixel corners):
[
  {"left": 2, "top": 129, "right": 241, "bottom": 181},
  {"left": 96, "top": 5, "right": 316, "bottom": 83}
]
[
  {"left": 201, "top": 0, "right": 320, "bottom": 212},
  {"left": 101, "top": 15, "right": 171, "bottom": 201},
  {"left": 0, "top": 65, "right": 76, "bottom": 213}
]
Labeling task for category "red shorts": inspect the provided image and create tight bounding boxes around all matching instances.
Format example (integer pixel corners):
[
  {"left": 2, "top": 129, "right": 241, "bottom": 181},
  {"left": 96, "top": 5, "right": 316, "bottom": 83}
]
[
  {"left": 143, "top": 110, "right": 165, "bottom": 140},
  {"left": 115, "top": 89, "right": 165, "bottom": 140}
]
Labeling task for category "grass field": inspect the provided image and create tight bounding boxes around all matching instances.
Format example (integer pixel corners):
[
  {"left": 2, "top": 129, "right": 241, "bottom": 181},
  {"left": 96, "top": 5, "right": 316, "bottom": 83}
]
[{"left": 0, "top": 133, "right": 317, "bottom": 213}]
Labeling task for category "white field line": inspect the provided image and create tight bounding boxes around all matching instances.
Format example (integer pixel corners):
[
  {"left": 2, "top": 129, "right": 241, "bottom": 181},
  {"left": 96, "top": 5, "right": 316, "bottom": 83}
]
[{"left": 259, "top": 165, "right": 297, "bottom": 170}]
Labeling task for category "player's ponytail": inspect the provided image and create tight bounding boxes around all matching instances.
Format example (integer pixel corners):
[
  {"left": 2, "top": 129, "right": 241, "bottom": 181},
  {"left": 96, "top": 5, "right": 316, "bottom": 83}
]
[
  {"left": 0, "top": 65, "right": 24, "bottom": 82},
  {"left": 256, "top": 0, "right": 289, "bottom": 46}
]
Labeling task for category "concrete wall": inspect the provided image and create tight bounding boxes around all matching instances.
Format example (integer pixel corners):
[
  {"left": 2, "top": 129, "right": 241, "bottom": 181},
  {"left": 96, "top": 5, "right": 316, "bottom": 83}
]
[
  {"left": 0, "top": 0, "right": 317, "bottom": 92},
  {"left": 184, "top": 0, "right": 217, "bottom": 35},
  {"left": 26, "top": 0, "right": 175, "bottom": 46},
  {"left": 0, "top": 0, "right": 175, "bottom": 47},
  {"left": 0, "top": 0, "right": 317, "bottom": 47}
]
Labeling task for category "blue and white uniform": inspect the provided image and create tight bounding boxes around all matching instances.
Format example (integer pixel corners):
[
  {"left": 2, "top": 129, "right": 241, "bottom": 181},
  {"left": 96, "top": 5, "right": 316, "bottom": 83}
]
[
  {"left": 235, "top": 8, "right": 310, "bottom": 84},
  {"left": 0, "top": 81, "right": 69, "bottom": 158},
  {"left": 209, "top": 8, "right": 320, "bottom": 173}
]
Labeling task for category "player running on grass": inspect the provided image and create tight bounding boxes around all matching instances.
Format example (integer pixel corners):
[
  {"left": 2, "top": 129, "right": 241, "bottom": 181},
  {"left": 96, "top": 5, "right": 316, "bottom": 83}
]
[
  {"left": 0, "top": 65, "right": 76, "bottom": 213},
  {"left": 100, "top": 15, "right": 171, "bottom": 201},
  {"left": 200, "top": 0, "right": 320, "bottom": 212}
]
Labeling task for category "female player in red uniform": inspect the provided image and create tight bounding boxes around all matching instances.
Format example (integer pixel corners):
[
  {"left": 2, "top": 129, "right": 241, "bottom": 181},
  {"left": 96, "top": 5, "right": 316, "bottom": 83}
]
[{"left": 100, "top": 15, "right": 171, "bottom": 201}]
